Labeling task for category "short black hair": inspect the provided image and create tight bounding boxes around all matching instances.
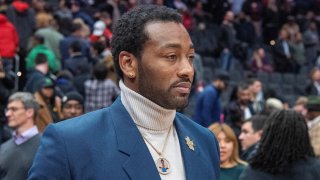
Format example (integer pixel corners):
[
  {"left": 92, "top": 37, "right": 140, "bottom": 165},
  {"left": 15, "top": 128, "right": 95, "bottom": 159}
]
[
  {"left": 34, "top": 34, "right": 45, "bottom": 44},
  {"left": 92, "top": 41, "right": 106, "bottom": 55},
  {"left": 35, "top": 53, "right": 48, "bottom": 65},
  {"left": 249, "top": 115, "right": 268, "bottom": 132},
  {"left": 71, "top": 22, "right": 83, "bottom": 33},
  {"left": 69, "top": 40, "right": 82, "bottom": 53},
  {"left": 111, "top": 5, "right": 182, "bottom": 79},
  {"left": 93, "top": 63, "right": 108, "bottom": 80}
]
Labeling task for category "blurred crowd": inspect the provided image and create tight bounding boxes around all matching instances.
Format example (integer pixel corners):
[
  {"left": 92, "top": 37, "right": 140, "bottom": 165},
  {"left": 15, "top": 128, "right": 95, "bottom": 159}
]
[{"left": 1, "top": 0, "right": 320, "bottom": 179}]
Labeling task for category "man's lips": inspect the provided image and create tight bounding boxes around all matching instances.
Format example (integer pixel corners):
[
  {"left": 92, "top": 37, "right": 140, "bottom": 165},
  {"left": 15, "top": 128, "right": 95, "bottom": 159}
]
[{"left": 172, "top": 82, "right": 192, "bottom": 94}]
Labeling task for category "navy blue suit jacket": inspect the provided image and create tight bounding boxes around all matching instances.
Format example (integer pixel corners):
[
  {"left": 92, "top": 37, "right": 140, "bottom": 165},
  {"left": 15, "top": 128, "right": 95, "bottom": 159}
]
[{"left": 28, "top": 98, "right": 220, "bottom": 180}]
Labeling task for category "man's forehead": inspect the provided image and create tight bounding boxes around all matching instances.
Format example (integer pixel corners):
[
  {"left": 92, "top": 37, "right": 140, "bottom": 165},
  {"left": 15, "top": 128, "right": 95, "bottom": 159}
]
[
  {"left": 243, "top": 121, "right": 253, "bottom": 129},
  {"left": 65, "top": 100, "right": 82, "bottom": 105},
  {"left": 145, "top": 21, "right": 190, "bottom": 39},
  {"left": 8, "top": 100, "right": 23, "bottom": 107}
]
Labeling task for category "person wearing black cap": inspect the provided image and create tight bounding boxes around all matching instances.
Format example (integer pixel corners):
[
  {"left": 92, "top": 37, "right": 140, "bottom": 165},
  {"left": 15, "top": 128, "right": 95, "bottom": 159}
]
[
  {"left": 33, "top": 77, "right": 61, "bottom": 132},
  {"left": 61, "top": 91, "right": 84, "bottom": 120},
  {"left": 193, "top": 72, "right": 230, "bottom": 127}
]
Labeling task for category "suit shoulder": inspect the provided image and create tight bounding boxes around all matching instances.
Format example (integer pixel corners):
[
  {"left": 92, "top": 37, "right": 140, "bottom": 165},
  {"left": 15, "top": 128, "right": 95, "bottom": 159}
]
[{"left": 52, "top": 108, "right": 112, "bottom": 135}]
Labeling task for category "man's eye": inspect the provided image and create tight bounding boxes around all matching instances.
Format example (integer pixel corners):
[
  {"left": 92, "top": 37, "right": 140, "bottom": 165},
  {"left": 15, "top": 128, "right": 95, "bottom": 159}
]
[
  {"left": 188, "top": 55, "right": 195, "bottom": 61},
  {"left": 167, "top": 55, "right": 177, "bottom": 60}
]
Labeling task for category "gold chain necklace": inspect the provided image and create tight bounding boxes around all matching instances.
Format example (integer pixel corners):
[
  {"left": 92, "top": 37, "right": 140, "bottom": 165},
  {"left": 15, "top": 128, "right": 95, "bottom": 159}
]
[{"left": 141, "top": 125, "right": 172, "bottom": 175}]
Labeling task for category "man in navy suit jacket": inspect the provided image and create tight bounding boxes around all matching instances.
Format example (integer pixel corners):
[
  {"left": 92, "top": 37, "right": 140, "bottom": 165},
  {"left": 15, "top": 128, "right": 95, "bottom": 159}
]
[{"left": 28, "top": 5, "right": 220, "bottom": 180}]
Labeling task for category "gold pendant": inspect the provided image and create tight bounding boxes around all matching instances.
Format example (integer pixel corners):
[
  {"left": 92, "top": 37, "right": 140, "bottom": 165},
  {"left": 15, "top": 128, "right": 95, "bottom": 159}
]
[{"left": 156, "top": 157, "right": 171, "bottom": 175}]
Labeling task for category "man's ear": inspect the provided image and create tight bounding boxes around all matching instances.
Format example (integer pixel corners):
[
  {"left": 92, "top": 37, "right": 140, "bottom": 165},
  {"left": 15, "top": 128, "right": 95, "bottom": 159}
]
[
  {"left": 257, "top": 130, "right": 263, "bottom": 138},
  {"left": 118, "top": 51, "right": 138, "bottom": 79},
  {"left": 26, "top": 108, "right": 35, "bottom": 119}
]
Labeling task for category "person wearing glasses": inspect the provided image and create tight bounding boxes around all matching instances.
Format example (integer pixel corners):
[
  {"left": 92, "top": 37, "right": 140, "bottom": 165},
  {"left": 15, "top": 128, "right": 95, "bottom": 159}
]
[{"left": 0, "top": 92, "right": 41, "bottom": 180}]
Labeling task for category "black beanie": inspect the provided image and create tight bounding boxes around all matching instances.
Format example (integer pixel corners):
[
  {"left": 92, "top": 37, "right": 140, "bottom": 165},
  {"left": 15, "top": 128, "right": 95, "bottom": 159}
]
[{"left": 62, "top": 91, "right": 84, "bottom": 106}]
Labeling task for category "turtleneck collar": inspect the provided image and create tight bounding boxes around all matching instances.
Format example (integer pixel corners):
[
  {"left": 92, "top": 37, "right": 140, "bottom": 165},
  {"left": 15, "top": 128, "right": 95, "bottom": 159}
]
[{"left": 119, "top": 80, "right": 175, "bottom": 131}]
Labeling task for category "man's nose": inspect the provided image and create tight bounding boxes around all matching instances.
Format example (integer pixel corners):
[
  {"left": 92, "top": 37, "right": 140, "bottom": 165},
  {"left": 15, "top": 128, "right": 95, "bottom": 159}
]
[{"left": 178, "top": 58, "right": 194, "bottom": 80}]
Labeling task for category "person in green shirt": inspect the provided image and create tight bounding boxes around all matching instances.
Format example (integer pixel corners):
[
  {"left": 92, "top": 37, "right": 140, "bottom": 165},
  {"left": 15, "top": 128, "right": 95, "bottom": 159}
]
[
  {"left": 26, "top": 34, "right": 59, "bottom": 74},
  {"left": 209, "top": 123, "right": 247, "bottom": 180}
]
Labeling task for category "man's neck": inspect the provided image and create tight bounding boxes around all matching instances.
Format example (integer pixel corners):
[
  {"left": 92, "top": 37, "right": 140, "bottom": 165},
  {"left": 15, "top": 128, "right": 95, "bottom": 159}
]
[
  {"left": 35, "top": 64, "right": 48, "bottom": 74},
  {"left": 15, "top": 122, "right": 34, "bottom": 136},
  {"left": 119, "top": 80, "right": 175, "bottom": 131}
]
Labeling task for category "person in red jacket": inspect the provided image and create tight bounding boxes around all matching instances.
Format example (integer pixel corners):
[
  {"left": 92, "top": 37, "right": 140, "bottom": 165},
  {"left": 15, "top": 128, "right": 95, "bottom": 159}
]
[{"left": 0, "top": 13, "right": 19, "bottom": 70}]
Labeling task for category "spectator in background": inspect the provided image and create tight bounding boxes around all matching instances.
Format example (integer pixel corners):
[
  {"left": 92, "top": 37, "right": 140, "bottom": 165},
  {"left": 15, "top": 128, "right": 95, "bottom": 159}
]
[
  {"left": 191, "top": 1, "right": 211, "bottom": 30},
  {"left": 250, "top": 47, "right": 273, "bottom": 73},
  {"left": 6, "top": 0, "right": 35, "bottom": 53},
  {"left": 24, "top": 53, "right": 49, "bottom": 93},
  {"left": 293, "top": 96, "right": 308, "bottom": 119},
  {"left": 240, "top": 110, "right": 320, "bottom": 180},
  {"left": 0, "top": 92, "right": 41, "bottom": 180},
  {"left": 91, "top": 40, "right": 107, "bottom": 63},
  {"left": 262, "top": 0, "right": 281, "bottom": 45},
  {"left": 70, "top": 0, "right": 94, "bottom": 30},
  {"left": 192, "top": 54, "right": 204, "bottom": 94},
  {"left": 305, "top": 67, "right": 320, "bottom": 95},
  {"left": 231, "top": 0, "right": 245, "bottom": 16},
  {"left": 0, "top": 58, "right": 15, "bottom": 144},
  {"left": 61, "top": 91, "right": 84, "bottom": 120},
  {"left": 55, "top": 70, "right": 76, "bottom": 94},
  {"left": 262, "top": 97, "right": 284, "bottom": 115},
  {"left": 100, "top": 54, "right": 118, "bottom": 85},
  {"left": 0, "top": 13, "right": 19, "bottom": 71},
  {"left": 225, "top": 83, "right": 255, "bottom": 121},
  {"left": 227, "top": 104, "right": 245, "bottom": 144},
  {"left": 272, "top": 28, "right": 295, "bottom": 73},
  {"left": 73, "top": 18, "right": 90, "bottom": 38},
  {"left": 303, "top": 21, "right": 319, "bottom": 66},
  {"left": 59, "top": 21, "right": 92, "bottom": 63},
  {"left": 248, "top": 79, "right": 265, "bottom": 113},
  {"left": 209, "top": 123, "right": 246, "bottom": 180},
  {"left": 64, "top": 40, "right": 90, "bottom": 76},
  {"left": 306, "top": 96, "right": 320, "bottom": 157},
  {"left": 219, "top": 11, "right": 237, "bottom": 71},
  {"left": 90, "top": 20, "right": 106, "bottom": 43},
  {"left": 234, "top": 11, "right": 256, "bottom": 51},
  {"left": 33, "top": 77, "right": 61, "bottom": 132},
  {"left": 290, "top": 32, "right": 305, "bottom": 71},
  {"left": 239, "top": 115, "right": 267, "bottom": 161},
  {"left": 35, "top": 14, "right": 64, "bottom": 66},
  {"left": 282, "top": 16, "right": 300, "bottom": 43},
  {"left": 193, "top": 72, "right": 230, "bottom": 127},
  {"left": 84, "top": 63, "right": 120, "bottom": 113},
  {"left": 54, "top": 0, "right": 72, "bottom": 20},
  {"left": 90, "top": 11, "right": 113, "bottom": 43},
  {"left": 242, "top": 0, "right": 263, "bottom": 38},
  {"left": 34, "top": 4, "right": 53, "bottom": 29},
  {"left": 26, "top": 34, "right": 59, "bottom": 74}
]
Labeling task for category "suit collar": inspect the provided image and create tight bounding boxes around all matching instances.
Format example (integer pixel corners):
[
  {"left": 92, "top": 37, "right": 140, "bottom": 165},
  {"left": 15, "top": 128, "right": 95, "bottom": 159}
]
[
  {"left": 110, "top": 98, "right": 210, "bottom": 180},
  {"left": 110, "top": 98, "right": 161, "bottom": 180},
  {"left": 175, "top": 114, "right": 210, "bottom": 180}
]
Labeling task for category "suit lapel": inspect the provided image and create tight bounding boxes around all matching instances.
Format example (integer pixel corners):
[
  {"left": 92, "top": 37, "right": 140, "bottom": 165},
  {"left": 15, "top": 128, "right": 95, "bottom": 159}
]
[
  {"left": 110, "top": 98, "right": 161, "bottom": 180},
  {"left": 175, "top": 116, "right": 209, "bottom": 180}
]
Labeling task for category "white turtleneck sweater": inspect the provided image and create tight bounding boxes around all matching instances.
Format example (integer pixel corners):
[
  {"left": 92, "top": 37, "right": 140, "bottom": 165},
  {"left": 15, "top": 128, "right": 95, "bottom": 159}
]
[{"left": 120, "top": 80, "right": 186, "bottom": 180}]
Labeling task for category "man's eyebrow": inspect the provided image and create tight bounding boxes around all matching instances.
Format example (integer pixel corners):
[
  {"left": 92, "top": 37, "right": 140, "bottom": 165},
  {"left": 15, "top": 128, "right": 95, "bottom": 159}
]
[{"left": 161, "top": 43, "right": 194, "bottom": 49}]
